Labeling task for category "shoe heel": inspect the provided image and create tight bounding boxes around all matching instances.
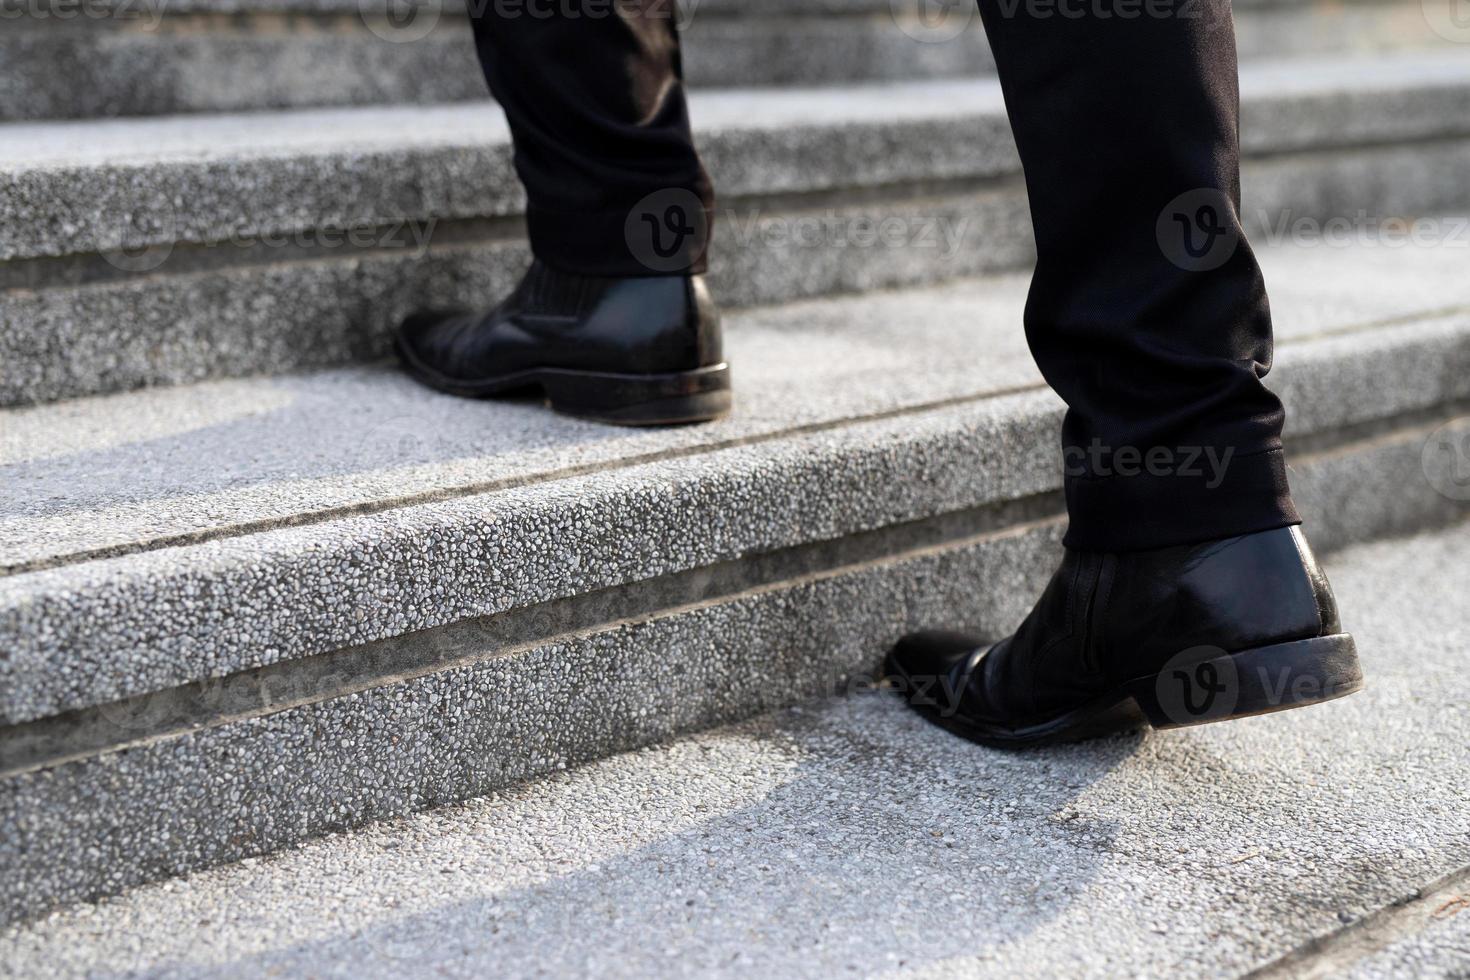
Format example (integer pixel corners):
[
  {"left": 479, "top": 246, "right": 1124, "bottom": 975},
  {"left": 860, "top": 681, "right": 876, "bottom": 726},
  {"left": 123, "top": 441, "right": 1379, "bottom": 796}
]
[
  {"left": 1133, "top": 634, "right": 1364, "bottom": 730},
  {"left": 540, "top": 364, "right": 732, "bottom": 426}
]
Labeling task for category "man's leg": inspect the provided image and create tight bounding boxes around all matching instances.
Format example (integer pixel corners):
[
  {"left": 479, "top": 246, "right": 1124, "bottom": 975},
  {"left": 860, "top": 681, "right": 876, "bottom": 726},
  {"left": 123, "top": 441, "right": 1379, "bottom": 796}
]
[
  {"left": 887, "top": 0, "right": 1363, "bottom": 743},
  {"left": 984, "top": 0, "right": 1292, "bottom": 550},
  {"left": 468, "top": 0, "right": 713, "bottom": 276},
  {"left": 395, "top": 0, "right": 729, "bottom": 425}
]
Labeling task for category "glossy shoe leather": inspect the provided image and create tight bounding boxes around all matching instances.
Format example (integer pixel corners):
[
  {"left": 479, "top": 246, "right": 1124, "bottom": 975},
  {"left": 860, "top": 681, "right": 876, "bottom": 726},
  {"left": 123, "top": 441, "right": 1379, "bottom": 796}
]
[
  {"left": 886, "top": 526, "right": 1363, "bottom": 747},
  {"left": 395, "top": 261, "right": 730, "bottom": 425}
]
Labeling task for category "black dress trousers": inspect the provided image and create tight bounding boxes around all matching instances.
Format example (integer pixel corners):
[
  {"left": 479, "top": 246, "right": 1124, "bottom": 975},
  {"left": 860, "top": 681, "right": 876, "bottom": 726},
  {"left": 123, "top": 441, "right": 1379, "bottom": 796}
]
[
  {"left": 467, "top": 0, "right": 1301, "bottom": 552},
  {"left": 468, "top": 0, "right": 713, "bottom": 276}
]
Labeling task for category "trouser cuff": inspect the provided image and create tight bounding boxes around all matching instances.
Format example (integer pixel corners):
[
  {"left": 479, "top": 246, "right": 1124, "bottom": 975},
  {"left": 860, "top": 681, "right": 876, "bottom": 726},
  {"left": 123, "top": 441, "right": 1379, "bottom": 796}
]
[
  {"left": 527, "top": 198, "right": 713, "bottom": 277},
  {"left": 1062, "top": 447, "right": 1301, "bottom": 552}
]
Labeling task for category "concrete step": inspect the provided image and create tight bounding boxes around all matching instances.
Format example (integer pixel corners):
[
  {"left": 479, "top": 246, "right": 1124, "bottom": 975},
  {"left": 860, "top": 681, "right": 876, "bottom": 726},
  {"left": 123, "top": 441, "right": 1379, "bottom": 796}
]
[
  {"left": 2, "top": 231, "right": 1469, "bottom": 925},
  {"left": 1, "top": 520, "right": 1468, "bottom": 976},
  {"left": 2, "top": 0, "right": 1455, "bottom": 120},
  {"left": 5, "top": 50, "right": 1470, "bottom": 407}
]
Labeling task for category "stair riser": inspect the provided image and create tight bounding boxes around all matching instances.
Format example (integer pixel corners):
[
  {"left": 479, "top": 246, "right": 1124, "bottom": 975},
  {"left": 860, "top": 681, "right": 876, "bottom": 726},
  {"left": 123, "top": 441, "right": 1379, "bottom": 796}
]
[
  {"left": 0, "top": 1, "right": 1450, "bottom": 120},
  {"left": 5, "top": 136, "right": 1470, "bottom": 406},
  {"left": 1, "top": 405, "right": 1466, "bottom": 926}
]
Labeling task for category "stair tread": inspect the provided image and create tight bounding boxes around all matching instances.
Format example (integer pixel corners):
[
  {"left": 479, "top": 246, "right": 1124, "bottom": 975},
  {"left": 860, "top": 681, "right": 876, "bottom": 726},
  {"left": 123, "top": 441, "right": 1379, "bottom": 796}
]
[{"left": 2, "top": 519, "right": 1466, "bottom": 976}]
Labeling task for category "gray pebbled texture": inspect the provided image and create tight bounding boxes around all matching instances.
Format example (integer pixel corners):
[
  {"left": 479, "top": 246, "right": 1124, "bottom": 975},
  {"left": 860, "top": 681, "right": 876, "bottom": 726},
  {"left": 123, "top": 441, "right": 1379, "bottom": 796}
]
[
  {"left": 1, "top": 520, "right": 1467, "bottom": 976},
  {"left": 0, "top": 520, "right": 1063, "bottom": 925},
  {"left": 5, "top": 90, "right": 1470, "bottom": 405},
  {"left": 1341, "top": 897, "right": 1470, "bottom": 978},
  {"left": 0, "top": 298, "right": 1465, "bottom": 919},
  {"left": 5, "top": 236, "right": 1470, "bottom": 570},
  {"left": 4, "top": 52, "right": 1470, "bottom": 262},
  {"left": 0, "top": 389, "right": 1066, "bottom": 727},
  {"left": 0, "top": 0, "right": 1448, "bottom": 120},
  {"left": 0, "top": 191, "right": 1036, "bottom": 406},
  {"left": 0, "top": 80, "right": 1017, "bottom": 261},
  {"left": 2, "top": 0, "right": 1378, "bottom": 13},
  {"left": 2, "top": 234, "right": 1470, "bottom": 726},
  {"left": 6, "top": 137, "right": 1470, "bottom": 409},
  {"left": 6, "top": 55, "right": 1470, "bottom": 405},
  {"left": 0, "top": 9, "right": 1000, "bottom": 121}
]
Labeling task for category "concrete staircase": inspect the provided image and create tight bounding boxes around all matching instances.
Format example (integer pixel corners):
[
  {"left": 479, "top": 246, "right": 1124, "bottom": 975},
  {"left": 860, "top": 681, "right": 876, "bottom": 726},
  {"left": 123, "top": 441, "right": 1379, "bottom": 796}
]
[
  {"left": 3, "top": 0, "right": 1459, "bottom": 119},
  {"left": 7, "top": 51, "right": 1470, "bottom": 406},
  {"left": 3, "top": 0, "right": 1470, "bottom": 933},
  {"left": 3, "top": 521, "right": 1469, "bottom": 976}
]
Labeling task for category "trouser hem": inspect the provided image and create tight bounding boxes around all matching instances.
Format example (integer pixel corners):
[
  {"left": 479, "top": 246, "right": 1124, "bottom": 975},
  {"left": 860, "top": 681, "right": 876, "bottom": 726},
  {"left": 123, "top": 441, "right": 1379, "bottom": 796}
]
[
  {"left": 1062, "top": 447, "right": 1301, "bottom": 552},
  {"left": 527, "top": 201, "right": 713, "bottom": 277}
]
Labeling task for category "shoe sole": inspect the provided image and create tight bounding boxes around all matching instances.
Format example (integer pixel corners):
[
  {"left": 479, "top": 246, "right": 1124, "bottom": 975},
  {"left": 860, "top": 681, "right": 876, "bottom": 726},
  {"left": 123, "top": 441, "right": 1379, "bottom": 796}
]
[
  {"left": 394, "top": 334, "right": 732, "bottom": 427},
  {"left": 885, "top": 633, "right": 1364, "bottom": 748}
]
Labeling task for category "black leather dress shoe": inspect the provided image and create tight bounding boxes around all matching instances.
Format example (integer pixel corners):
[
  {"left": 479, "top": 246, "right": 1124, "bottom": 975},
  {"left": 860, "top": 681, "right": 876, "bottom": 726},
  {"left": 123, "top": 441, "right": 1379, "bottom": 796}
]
[
  {"left": 886, "top": 526, "right": 1363, "bottom": 747},
  {"left": 395, "top": 261, "right": 731, "bottom": 425}
]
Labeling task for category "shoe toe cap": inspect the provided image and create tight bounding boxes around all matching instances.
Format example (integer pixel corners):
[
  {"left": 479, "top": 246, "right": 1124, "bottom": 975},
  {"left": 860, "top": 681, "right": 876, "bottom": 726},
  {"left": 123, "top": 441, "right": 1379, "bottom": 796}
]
[
  {"left": 886, "top": 629, "right": 985, "bottom": 679},
  {"left": 396, "top": 309, "right": 460, "bottom": 352}
]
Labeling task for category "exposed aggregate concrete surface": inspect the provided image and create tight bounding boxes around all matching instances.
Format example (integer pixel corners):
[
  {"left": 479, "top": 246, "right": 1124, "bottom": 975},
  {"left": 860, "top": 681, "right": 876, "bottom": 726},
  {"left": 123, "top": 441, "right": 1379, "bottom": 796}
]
[
  {"left": 3, "top": 240, "right": 1469, "bottom": 725},
  {"left": 1, "top": 521, "right": 1467, "bottom": 977},
  {"left": 6, "top": 54, "right": 1470, "bottom": 406},
  {"left": 6, "top": 0, "right": 1453, "bottom": 120}
]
